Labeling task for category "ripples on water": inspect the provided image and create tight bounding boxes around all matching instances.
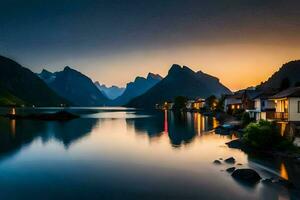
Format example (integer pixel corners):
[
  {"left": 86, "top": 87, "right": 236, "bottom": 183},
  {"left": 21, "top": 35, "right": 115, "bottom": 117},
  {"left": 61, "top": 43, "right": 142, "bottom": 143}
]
[{"left": 0, "top": 107, "right": 298, "bottom": 199}]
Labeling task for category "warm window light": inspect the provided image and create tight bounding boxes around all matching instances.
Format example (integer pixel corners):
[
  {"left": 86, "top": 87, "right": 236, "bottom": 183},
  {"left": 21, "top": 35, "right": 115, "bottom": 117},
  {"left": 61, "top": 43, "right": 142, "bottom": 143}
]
[
  {"left": 11, "top": 108, "right": 16, "bottom": 115},
  {"left": 231, "top": 105, "right": 235, "bottom": 109},
  {"left": 237, "top": 105, "right": 240, "bottom": 109}
]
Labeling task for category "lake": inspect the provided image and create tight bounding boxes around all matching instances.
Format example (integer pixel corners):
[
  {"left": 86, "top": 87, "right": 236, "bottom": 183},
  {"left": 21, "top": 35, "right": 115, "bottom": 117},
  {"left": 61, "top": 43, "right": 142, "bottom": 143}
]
[{"left": 0, "top": 107, "right": 299, "bottom": 199}]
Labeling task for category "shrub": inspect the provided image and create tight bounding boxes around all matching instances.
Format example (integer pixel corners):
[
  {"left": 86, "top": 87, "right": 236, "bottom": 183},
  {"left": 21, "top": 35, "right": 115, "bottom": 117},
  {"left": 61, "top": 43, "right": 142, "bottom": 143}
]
[
  {"left": 241, "top": 112, "right": 252, "bottom": 127},
  {"left": 242, "top": 120, "right": 282, "bottom": 150}
]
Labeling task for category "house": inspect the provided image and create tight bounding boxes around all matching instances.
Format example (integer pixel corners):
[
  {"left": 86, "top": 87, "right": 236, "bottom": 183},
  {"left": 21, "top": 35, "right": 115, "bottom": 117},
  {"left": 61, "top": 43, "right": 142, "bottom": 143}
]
[
  {"left": 247, "top": 90, "right": 277, "bottom": 121},
  {"left": 163, "top": 102, "right": 174, "bottom": 110},
  {"left": 186, "top": 100, "right": 195, "bottom": 110},
  {"left": 155, "top": 102, "right": 174, "bottom": 110},
  {"left": 186, "top": 99, "right": 205, "bottom": 110},
  {"left": 268, "top": 87, "right": 300, "bottom": 122},
  {"left": 192, "top": 98, "right": 205, "bottom": 110},
  {"left": 224, "top": 93, "right": 243, "bottom": 113},
  {"left": 224, "top": 89, "right": 261, "bottom": 113},
  {"left": 264, "top": 87, "right": 300, "bottom": 141}
]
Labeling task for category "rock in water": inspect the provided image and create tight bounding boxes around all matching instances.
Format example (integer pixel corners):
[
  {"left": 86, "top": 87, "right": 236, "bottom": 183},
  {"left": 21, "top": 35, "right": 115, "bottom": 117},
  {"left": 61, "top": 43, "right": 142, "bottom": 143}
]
[
  {"left": 224, "top": 157, "right": 236, "bottom": 164},
  {"left": 226, "top": 167, "right": 236, "bottom": 173},
  {"left": 226, "top": 139, "right": 243, "bottom": 149},
  {"left": 232, "top": 169, "right": 261, "bottom": 184},
  {"left": 213, "top": 160, "right": 222, "bottom": 165}
]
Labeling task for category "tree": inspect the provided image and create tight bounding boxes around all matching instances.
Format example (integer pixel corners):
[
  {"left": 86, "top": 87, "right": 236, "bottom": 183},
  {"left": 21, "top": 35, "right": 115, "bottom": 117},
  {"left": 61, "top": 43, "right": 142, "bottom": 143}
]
[
  {"left": 174, "top": 96, "right": 187, "bottom": 110},
  {"left": 216, "top": 95, "right": 225, "bottom": 111},
  {"left": 241, "top": 112, "right": 251, "bottom": 127},
  {"left": 205, "top": 95, "right": 218, "bottom": 111}
]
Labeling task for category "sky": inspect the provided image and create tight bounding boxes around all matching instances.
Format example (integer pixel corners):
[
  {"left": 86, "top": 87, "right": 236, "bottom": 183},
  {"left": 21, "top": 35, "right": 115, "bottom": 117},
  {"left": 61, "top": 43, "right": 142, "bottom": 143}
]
[{"left": 1, "top": 0, "right": 300, "bottom": 91}]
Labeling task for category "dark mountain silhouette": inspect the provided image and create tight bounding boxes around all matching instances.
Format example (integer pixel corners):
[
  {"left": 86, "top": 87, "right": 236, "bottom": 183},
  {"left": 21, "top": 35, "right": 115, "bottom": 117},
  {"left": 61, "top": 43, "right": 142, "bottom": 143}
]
[
  {"left": 0, "top": 55, "right": 69, "bottom": 106},
  {"left": 258, "top": 60, "right": 300, "bottom": 90},
  {"left": 94, "top": 82, "right": 125, "bottom": 100},
  {"left": 127, "top": 64, "right": 232, "bottom": 108},
  {"left": 38, "top": 67, "right": 109, "bottom": 106},
  {"left": 111, "top": 73, "right": 162, "bottom": 106}
]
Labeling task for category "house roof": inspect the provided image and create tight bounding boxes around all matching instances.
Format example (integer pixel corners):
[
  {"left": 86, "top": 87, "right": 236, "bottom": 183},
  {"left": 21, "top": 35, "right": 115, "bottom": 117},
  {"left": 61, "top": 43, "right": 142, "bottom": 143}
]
[
  {"left": 254, "top": 89, "right": 278, "bottom": 100},
  {"left": 244, "top": 90, "right": 262, "bottom": 100},
  {"left": 226, "top": 89, "right": 261, "bottom": 100},
  {"left": 270, "top": 87, "right": 300, "bottom": 99}
]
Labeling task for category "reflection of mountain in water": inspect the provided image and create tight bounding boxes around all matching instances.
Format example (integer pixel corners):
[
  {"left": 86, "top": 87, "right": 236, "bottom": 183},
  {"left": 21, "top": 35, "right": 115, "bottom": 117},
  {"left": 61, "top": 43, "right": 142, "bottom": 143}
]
[
  {"left": 126, "top": 113, "right": 164, "bottom": 138},
  {"left": 0, "top": 118, "right": 98, "bottom": 161},
  {"left": 50, "top": 118, "right": 98, "bottom": 147},
  {"left": 126, "top": 111, "right": 218, "bottom": 148}
]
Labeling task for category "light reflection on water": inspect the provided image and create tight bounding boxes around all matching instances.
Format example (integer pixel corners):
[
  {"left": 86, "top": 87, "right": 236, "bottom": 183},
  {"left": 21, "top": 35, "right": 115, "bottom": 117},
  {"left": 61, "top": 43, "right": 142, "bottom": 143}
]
[{"left": 0, "top": 108, "right": 298, "bottom": 199}]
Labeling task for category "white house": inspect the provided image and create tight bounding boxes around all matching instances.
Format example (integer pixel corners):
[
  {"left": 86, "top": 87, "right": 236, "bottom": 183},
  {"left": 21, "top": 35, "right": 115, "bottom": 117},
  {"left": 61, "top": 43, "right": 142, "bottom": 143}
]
[
  {"left": 248, "top": 92, "right": 276, "bottom": 121},
  {"left": 269, "top": 87, "right": 300, "bottom": 122}
]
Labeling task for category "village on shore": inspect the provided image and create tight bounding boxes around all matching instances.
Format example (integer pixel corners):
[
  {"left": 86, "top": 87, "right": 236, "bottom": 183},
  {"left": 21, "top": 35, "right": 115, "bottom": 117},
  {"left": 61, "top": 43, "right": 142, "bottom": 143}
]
[{"left": 156, "top": 85, "right": 300, "bottom": 152}]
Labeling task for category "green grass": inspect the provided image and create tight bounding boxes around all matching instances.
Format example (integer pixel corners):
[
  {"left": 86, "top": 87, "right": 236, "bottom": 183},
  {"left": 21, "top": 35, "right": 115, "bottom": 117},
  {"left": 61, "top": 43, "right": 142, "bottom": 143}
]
[{"left": 0, "top": 90, "right": 25, "bottom": 106}]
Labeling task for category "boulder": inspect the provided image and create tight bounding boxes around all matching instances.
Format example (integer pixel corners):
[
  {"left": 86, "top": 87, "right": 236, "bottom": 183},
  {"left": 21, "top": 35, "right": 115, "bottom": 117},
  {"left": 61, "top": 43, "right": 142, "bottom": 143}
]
[
  {"left": 226, "top": 139, "right": 243, "bottom": 149},
  {"left": 213, "top": 160, "right": 222, "bottom": 165},
  {"left": 224, "top": 157, "right": 236, "bottom": 164},
  {"left": 226, "top": 167, "right": 236, "bottom": 173},
  {"left": 232, "top": 169, "right": 261, "bottom": 184}
]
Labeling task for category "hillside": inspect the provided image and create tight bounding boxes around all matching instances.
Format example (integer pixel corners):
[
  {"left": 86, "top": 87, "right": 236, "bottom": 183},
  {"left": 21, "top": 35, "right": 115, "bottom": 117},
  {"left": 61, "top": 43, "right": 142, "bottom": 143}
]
[
  {"left": 0, "top": 55, "right": 69, "bottom": 106},
  {"left": 127, "top": 64, "right": 231, "bottom": 108},
  {"left": 111, "top": 73, "right": 162, "bottom": 106},
  {"left": 38, "top": 67, "right": 110, "bottom": 106},
  {"left": 94, "top": 82, "right": 125, "bottom": 100},
  {"left": 259, "top": 60, "right": 300, "bottom": 90}
]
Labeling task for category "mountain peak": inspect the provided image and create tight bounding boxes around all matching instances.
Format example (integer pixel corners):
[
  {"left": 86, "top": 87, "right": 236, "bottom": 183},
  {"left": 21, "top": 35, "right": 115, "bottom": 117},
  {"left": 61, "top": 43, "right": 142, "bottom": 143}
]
[
  {"left": 63, "top": 66, "right": 73, "bottom": 71},
  {"left": 41, "top": 69, "right": 52, "bottom": 74},
  {"left": 168, "top": 64, "right": 182, "bottom": 74},
  {"left": 134, "top": 76, "right": 146, "bottom": 82},
  {"left": 147, "top": 73, "right": 162, "bottom": 80}
]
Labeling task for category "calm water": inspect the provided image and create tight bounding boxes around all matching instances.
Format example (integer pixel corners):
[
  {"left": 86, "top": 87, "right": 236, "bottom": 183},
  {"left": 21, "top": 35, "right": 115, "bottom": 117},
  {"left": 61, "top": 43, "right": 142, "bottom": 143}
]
[{"left": 0, "top": 108, "right": 299, "bottom": 199}]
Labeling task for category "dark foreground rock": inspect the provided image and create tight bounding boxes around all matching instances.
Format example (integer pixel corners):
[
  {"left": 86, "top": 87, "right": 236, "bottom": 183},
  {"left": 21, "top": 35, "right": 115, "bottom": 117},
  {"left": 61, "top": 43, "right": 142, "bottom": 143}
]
[
  {"left": 4, "top": 111, "right": 79, "bottom": 121},
  {"left": 232, "top": 169, "right": 261, "bottom": 184},
  {"left": 224, "top": 157, "right": 236, "bottom": 164},
  {"left": 213, "top": 160, "right": 222, "bottom": 165},
  {"left": 226, "top": 139, "right": 243, "bottom": 149},
  {"left": 226, "top": 167, "right": 236, "bottom": 173}
]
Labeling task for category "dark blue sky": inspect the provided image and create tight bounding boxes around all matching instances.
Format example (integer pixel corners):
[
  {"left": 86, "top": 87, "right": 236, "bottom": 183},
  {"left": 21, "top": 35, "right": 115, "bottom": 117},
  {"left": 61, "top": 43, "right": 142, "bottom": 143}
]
[{"left": 1, "top": 0, "right": 300, "bottom": 89}]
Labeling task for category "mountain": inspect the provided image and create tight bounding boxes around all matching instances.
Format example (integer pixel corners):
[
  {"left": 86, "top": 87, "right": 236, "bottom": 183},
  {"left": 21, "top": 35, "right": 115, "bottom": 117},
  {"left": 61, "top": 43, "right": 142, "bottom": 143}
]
[
  {"left": 258, "top": 60, "right": 300, "bottom": 90},
  {"left": 94, "top": 82, "right": 125, "bottom": 100},
  {"left": 0, "top": 55, "right": 69, "bottom": 106},
  {"left": 127, "top": 64, "right": 232, "bottom": 108},
  {"left": 111, "top": 73, "right": 162, "bottom": 106},
  {"left": 38, "top": 67, "right": 110, "bottom": 106}
]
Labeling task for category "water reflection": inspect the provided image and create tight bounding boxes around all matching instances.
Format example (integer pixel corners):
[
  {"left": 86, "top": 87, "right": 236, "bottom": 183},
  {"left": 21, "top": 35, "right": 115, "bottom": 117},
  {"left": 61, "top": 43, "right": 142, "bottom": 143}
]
[
  {"left": 127, "top": 111, "right": 218, "bottom": 148},
  {"left": 0, "top": 109, "right": 299, "bottom": 199},
  {"left": 0, "top": 117, "right": 98, "bottom": 161},
  {"left": 280, "top": 163, "right": 289, "bottom": 180}
]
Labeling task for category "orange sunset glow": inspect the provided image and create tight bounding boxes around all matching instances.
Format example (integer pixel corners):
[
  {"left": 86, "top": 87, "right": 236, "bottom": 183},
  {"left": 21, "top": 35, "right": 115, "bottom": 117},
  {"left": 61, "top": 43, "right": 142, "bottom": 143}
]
[{"left": 81, "top": 43, "right": 300, "bottom": 91}]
